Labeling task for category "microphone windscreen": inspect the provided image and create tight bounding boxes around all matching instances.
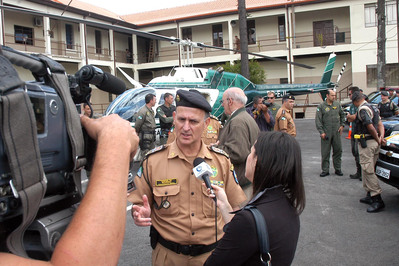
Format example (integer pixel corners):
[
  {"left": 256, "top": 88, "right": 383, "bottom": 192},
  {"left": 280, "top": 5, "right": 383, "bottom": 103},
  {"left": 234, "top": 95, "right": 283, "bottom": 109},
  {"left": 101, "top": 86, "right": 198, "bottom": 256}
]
[
  {"left": 98, "top": 72, "right": 126, "bottom": 95},
  {"left": 193, "top": 157, "right": 205, "bottom": 167}
]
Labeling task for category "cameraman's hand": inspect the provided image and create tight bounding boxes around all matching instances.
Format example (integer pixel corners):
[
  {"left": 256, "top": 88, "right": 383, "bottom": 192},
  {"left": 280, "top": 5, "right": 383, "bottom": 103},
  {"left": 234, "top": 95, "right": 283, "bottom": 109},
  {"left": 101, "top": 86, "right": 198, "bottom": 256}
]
[
  {"left": 132, "top": 194, "right": 152, "bottom": 227},
  {"left": 81, "top": 114, "right": 139, "bottom": 160}
]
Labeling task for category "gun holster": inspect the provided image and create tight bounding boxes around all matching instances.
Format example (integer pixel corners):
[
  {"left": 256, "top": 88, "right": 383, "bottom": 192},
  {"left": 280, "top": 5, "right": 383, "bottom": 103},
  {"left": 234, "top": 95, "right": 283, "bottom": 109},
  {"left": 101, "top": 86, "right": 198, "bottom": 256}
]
[{"left": 354, "top": 134, "right": 367, "bottom": 148}]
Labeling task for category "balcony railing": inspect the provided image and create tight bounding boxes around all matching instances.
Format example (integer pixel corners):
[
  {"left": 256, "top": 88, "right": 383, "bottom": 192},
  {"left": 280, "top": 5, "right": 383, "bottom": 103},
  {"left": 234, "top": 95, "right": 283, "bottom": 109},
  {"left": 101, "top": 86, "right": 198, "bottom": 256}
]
[
  {"left": 4, "top": 34, "right": 45, "bottom": 53},
  {"left": 87, "top": 46, "right": 111, "bottom": 61}
]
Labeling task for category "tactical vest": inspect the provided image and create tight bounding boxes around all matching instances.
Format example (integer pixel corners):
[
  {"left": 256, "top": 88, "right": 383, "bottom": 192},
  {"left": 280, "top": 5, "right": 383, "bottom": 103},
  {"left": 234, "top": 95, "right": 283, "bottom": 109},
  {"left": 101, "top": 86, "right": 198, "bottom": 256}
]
[
  {"left": 355, "top": 103, "right": 379, "bottom": 134},
  {"left": 159, "top": 104, "right": 175, "bottom": 130},
  {"left": 378, "top": 101, "right": 393, "bottom": 118}
]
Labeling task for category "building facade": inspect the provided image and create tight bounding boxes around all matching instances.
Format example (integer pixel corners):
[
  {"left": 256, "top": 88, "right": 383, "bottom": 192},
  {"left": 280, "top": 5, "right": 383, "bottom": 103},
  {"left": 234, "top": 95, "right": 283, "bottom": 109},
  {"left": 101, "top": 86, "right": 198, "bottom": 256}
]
[{"left": 0, "top": 0, "right": 398, "bottom": 114}]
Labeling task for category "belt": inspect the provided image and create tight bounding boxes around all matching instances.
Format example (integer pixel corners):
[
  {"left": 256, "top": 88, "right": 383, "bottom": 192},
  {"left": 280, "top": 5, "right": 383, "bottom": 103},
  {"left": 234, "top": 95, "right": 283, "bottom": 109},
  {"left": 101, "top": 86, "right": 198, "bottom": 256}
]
[{"left": 158, "top": 233, "right": 218, "bottom": 256}]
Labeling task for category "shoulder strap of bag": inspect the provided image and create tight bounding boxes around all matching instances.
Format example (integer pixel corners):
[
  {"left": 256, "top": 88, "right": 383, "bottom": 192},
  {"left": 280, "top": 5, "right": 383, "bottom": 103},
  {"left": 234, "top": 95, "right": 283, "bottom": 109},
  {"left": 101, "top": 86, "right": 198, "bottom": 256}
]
[
  {"left": 0, "top": 54, "right": 47, "bottom": 257},
  {"left": 37, "top": 54, "right": 86, "bottom": 196},
  {"left": 244, "top": 205, "right": 271, "bottom": 266}
]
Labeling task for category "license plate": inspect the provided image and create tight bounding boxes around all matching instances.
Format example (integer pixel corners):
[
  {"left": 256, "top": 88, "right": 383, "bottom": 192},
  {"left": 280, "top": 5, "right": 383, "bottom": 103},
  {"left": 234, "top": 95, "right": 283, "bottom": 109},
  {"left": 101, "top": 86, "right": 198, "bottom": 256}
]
[{"left": 376, "top": 166, "right": 390, "bottom": 180}]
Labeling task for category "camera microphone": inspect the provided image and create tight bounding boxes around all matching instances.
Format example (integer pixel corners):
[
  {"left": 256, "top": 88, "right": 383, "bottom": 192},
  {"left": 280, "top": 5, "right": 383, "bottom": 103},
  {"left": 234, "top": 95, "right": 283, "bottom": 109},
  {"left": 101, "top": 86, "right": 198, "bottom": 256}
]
[
  {"left": 77, "top": 65, "right": 126, "bottom": 95},
  {"left": 193, "top": 157, "right": 216, "bottom": 201}
]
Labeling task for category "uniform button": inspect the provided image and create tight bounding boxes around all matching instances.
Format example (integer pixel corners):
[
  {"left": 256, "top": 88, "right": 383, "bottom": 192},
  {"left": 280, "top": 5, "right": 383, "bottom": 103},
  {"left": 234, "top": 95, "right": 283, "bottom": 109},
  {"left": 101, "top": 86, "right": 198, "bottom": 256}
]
[
  {"left": 192, "top": 232, "right": 195, "bottom": 235},
  {"left": 191, "top": 213, "right": 194, "bottom": 216},
  {"left": 191, "top": 192, "right": 194, "bottom": 195},
  {"left": 191, "top": 172, "right": 194, "bottom": 175},
  {"left": 165, "top": 192, "right": 168, "bottom": 195}
]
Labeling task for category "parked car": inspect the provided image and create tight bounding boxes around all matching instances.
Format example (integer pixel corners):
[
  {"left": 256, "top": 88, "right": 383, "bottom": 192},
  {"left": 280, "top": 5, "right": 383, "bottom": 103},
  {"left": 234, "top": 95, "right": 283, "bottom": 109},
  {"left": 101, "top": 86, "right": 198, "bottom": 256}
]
[
  {"left": 375, "top": 116, "right": 399, "bottom": 189},
  {"left": 376, "top": 133, "right": 399, "bottom": 189}
]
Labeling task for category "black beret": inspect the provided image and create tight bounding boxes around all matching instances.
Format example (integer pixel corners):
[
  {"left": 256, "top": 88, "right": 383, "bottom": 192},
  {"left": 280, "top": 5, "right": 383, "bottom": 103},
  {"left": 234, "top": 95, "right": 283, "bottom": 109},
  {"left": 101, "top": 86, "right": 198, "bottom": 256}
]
[
  {"left": 381, "top": 91, "right": 388, "bottom": 96},
  {"left": 175, "top": 89, "right": 212, "bottom": 113},
  {"left": 282, "top": 94, "right": 295, "bottom": 100}
]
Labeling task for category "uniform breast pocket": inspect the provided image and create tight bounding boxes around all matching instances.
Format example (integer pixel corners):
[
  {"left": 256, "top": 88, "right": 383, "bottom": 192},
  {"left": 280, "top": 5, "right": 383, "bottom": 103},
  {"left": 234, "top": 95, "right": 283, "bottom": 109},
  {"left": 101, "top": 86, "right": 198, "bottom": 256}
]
[
  {"left": 153, "top": 185, "right": 180, "bottom": 216},
  {"left": 201, "top": 186, "right": 218, "bottom": 218}
]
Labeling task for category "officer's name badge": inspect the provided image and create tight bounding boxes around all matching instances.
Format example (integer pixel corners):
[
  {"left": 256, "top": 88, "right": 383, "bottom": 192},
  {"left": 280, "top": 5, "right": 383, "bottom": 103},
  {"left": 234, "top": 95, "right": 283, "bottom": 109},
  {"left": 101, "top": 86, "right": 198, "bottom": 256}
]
[
  {"left": 156, "top": 178, "right": 178, "bottom": 186},
  {"left": 211, "top": 180, "right": 224, "bottom": 187}
]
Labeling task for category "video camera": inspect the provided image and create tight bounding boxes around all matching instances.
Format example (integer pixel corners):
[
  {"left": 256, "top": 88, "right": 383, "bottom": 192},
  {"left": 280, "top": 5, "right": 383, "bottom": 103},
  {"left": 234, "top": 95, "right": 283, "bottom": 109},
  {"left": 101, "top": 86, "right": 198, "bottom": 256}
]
[
  {"left": 262, "top": 99, "right": 272, "bottom": 107},
  {"left": 0, "top": 46, "right": 125, "bottom": 259}
]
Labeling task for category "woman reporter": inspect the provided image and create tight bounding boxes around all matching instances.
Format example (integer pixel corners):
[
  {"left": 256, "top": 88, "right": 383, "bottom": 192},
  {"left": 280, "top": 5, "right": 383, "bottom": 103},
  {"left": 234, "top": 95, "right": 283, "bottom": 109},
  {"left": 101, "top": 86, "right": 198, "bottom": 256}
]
[{"left": 205, "top": 131, "right": 305, "bottom": 266}]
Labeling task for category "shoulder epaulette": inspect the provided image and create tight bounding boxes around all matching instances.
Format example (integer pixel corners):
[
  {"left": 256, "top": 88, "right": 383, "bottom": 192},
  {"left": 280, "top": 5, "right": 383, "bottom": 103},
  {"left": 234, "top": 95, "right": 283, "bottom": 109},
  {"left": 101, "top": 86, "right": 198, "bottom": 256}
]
[
  {"left": 210, "top": 114, "right": 219, "bottom": 121},
  {"left": 144, "top": 145, "right": 167, "bottom": 159},
  {"left": 208, "top": 146, "right": 229, "bottom": 158}
]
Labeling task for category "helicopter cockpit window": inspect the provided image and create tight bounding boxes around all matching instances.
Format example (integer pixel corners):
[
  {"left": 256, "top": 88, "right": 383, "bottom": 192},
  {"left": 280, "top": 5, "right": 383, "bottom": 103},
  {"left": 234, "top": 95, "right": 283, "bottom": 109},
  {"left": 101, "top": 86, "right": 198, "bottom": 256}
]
[{"left": 108, "top": 88, "right": 156, "bottom": 122}]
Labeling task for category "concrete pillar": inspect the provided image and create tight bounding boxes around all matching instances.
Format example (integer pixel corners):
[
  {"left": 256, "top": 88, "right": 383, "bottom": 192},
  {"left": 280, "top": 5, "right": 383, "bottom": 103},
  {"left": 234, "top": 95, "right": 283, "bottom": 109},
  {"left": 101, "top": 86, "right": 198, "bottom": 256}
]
[{"left": 44, "top": 16, "right": 51, "bottom": 55}]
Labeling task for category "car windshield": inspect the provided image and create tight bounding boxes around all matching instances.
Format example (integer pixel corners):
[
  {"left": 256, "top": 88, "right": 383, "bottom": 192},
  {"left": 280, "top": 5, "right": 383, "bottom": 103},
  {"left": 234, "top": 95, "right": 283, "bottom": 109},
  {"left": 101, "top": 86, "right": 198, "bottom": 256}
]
[{"left": 106, "top": 87, "right": 156, "bottom": 122}]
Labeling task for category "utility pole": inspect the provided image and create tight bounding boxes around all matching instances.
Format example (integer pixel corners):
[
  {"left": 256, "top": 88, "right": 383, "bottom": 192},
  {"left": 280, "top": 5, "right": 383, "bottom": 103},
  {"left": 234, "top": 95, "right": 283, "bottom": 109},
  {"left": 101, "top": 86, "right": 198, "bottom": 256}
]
[
  {"left": 238, "top": 0, "right": 249, "bottom": 79},
  {"left": 377, "top": 0, "right": 386, "bottom": 89}
]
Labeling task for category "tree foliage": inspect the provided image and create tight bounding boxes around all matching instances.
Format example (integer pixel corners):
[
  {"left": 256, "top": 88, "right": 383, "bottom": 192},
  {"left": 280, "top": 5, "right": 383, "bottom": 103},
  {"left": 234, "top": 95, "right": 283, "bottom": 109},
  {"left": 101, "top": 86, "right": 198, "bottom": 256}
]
[{"left": 217, "top": 58, "right": 266, "bottom": 84}]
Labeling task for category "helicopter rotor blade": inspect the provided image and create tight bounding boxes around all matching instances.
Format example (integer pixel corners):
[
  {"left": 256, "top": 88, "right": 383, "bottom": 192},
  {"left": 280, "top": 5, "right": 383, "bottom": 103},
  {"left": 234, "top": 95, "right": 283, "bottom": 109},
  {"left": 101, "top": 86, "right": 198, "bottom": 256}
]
[{"left": 197, "top": 43, "right": 314, "bottom": 69}]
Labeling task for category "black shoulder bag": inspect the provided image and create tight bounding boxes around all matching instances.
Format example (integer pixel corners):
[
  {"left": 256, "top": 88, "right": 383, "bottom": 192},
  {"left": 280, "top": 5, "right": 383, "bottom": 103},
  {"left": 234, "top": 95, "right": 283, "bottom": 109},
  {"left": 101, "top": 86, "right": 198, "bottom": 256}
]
[{"left": 244, "top": 205, "right": 272, "bottom": 266}]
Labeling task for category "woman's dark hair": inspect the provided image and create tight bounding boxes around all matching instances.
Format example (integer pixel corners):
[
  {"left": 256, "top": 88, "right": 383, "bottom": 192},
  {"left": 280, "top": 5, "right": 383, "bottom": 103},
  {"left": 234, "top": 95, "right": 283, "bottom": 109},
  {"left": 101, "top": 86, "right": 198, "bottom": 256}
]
[{"left": 252, "top": 131, "right": 305, "bottom": 213}]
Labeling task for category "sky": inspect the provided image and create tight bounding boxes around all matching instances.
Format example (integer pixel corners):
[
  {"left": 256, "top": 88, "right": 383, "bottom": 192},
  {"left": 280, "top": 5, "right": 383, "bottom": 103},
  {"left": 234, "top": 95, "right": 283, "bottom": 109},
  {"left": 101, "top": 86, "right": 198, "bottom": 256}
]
[{"left": 79, "top": 0, "right": 211, "bottom": 15}]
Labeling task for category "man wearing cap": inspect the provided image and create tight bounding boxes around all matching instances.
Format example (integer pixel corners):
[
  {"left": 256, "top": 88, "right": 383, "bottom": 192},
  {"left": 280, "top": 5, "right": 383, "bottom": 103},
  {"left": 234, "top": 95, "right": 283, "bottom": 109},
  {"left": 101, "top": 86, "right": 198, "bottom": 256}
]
[
  {"left": 128, "top": 89, "right": 246, "bottom": 265},
  {"left": 315, "top": 89, "right": 346, "bottom": 177},
  {"left": 156, "top": 93, "right": 176, "bottom": 145},
  {"left": 378, "top": 90, "right": 399, "bottom": 118},
  {"left": 216, "top": 87, "right": 259, "bottom": 198},
  {"left": 352, "top": 91, "right": 386, "bottom": 212},
  {"left": 346, "top": 86, "right": 362, "bottom": 180},
  {"left": 274, "top": 95, "right": 297, "bottom": 137},
  {"left": 135, "top": 93, "right": 157, "bottom": 159}
]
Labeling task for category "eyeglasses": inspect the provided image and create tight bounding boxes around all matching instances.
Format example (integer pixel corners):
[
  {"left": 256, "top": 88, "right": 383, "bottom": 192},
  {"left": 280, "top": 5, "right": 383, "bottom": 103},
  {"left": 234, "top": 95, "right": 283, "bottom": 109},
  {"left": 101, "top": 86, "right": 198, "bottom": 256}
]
[{"left": 266, "top": 97, "right": 275, "bottom": 99}]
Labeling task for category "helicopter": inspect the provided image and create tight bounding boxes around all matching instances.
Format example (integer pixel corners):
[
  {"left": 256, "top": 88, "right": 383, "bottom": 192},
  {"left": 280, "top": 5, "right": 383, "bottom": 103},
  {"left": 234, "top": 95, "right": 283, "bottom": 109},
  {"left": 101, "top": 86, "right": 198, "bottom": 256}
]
[{"left": 105, "top": 48, "right": 339, "bottom": 121}]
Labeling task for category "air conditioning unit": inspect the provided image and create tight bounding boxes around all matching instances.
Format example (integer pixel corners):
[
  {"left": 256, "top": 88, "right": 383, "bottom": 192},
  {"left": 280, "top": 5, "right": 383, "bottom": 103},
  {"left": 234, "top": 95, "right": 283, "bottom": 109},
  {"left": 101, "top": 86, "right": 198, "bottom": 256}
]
[{"left": 34, "top": 17, "right": 43, "bottom": 27}]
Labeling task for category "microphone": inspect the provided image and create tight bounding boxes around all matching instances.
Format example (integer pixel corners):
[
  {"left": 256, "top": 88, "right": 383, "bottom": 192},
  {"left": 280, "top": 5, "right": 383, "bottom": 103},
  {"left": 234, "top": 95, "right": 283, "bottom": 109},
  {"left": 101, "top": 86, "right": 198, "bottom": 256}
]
[
  {"left": 193, "top": 158, "right": 215, "bottom": 201},
  {"left": 77, "top": 65, "right": 126, "bottom": 95}
]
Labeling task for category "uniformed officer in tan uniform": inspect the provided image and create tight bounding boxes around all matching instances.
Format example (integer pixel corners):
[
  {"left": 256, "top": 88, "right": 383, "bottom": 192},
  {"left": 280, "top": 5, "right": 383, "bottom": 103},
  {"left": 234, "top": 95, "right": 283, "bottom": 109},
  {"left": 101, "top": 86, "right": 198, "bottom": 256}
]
[
  {"left": 274, "top": 95, "right": 296, "bottom": 137},
  {"left": 128, "top": 89, "right": 246, "bottom": 266}
]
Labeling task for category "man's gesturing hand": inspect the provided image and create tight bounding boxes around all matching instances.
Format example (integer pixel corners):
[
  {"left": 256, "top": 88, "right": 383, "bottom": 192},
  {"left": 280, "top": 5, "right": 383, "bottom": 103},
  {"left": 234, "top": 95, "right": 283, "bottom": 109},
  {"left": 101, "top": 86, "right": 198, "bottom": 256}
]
[{"left": 131, "top": 194, "right": 152, "bottom": 226}]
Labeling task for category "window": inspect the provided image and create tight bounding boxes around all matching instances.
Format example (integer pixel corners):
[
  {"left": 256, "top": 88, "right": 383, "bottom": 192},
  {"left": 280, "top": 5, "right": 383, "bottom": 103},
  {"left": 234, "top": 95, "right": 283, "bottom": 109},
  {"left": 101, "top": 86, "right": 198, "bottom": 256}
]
[
  {"left": 65, "top": 24, "right": 74, "bottom": 49},
  {"left": 95, "top": 30, "right": 102, "bottom": 54},
  {"left": 14, "top": 25, "right": 33, "bottom": 45},
  {"left": 280, "top": 78, "right": 288, "bottom": 84},
  {"left": 367, "top": 63, "right": 399, "bottom": 87},
  {"left": 278, "top": 16, "right": 286, "bottom": 42},
  {"left": 247, "top": 20, "right": 256, "bottom": 44},
  {"left": 365, "top": 1, "right": 398, "bottom": 27},
  {"left": 212, "top": 24, "right": 223, "bottom": 47}
]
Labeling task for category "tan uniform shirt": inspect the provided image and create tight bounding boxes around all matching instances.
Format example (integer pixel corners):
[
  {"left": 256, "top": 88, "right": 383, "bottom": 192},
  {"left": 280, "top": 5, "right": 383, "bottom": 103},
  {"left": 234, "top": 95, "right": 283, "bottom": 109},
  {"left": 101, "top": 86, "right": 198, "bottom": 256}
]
[
  {"left": 201, "top": 115, "right": 222, "bottom": 145},
  {"left": 128, "top": 141, "right": 246, "bottom": 245},
  {"left": 274, "top": 106, "right": 296, "bottom": 137}
]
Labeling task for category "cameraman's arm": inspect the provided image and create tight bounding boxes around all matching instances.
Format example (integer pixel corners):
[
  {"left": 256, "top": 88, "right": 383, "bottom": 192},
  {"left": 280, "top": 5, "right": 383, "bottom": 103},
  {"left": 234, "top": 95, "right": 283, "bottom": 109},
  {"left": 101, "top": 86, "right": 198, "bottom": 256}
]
[{"left": 0, "top": 114, "right": 139, "bottom": 265}]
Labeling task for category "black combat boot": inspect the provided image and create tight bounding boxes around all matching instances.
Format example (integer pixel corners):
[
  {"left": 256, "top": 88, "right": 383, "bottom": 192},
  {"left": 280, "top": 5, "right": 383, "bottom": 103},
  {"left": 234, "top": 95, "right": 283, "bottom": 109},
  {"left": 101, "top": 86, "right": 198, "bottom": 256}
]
[
  {"left": 359, "top": 192, "right": 373, "bottom": 205},
  {"left": 367, "top": 194, "right": 385, "bottom": 213},
  {"left": 349, "top": 172, "right": 361, "bottom": 180}
]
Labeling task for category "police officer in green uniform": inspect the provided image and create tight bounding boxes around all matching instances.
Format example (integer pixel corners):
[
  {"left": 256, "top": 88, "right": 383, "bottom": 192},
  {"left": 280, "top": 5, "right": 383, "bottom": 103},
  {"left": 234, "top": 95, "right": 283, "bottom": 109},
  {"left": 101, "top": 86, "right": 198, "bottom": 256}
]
[
  {"left": 156, "top": 93, "right": 176, "bottom": 145},
  {"left": 315, "top": 89, "right": 345, "bottom": 177},
  {"left": 266, "top": 91, "right": 281, "bottom": 120},
  {"left": 135, "top": 93, "right": 157, "bottom": 159},
  {"left": 352, "top": 91, "right": 385, "bottom": 213},
  {"left": 346, "top": 86, "right": 362, "bottom": 180}
]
